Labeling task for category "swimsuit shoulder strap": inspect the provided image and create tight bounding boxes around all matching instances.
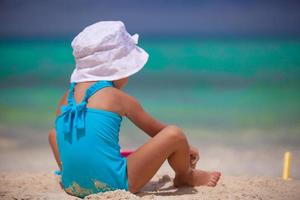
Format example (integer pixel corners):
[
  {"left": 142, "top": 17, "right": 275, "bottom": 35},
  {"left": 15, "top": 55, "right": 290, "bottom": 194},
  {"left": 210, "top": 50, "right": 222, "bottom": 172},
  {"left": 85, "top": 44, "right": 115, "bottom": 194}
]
[
  {"left": 59, "top": 80, "right": 114, "bottom": 135},
  {"left": 81, "top": 80, "right": 114, "bottom": 103},
  {"left": 67, "top": 82, "right": 77, "bottom": 106}
]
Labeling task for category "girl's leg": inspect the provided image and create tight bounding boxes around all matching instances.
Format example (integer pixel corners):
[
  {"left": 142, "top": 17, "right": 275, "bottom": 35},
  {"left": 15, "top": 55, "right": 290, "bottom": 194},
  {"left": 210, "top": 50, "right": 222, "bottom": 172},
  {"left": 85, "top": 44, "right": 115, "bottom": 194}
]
[
  {"left": 48, "top": 129, "right": 62, "bottom": 170},
  {"left": 126, "top": 125, "right": 221, "bottom": 193}
]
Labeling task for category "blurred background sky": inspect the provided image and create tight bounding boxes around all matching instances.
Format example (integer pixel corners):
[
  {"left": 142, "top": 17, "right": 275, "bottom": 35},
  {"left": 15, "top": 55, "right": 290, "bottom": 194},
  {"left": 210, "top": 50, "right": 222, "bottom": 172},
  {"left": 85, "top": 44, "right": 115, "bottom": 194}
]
[
  {"left": 1, "top": 0, "right": 300, "bottom": 37},
  {"left": 0, "top": 0, "right": 300, "bottom": 177}
]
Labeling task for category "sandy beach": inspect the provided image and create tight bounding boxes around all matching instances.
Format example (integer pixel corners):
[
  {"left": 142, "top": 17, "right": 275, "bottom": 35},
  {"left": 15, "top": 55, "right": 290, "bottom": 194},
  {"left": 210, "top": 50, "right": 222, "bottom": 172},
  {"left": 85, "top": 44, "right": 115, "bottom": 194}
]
[
  {"left": 1, "top": 124, "right": 300, "bottom": 200},
  {"left": 1, "top": 171, "right": 300, "bottom": 199},
  {"left": 2, "top": 2, "right": 300, "bottom": 198}
]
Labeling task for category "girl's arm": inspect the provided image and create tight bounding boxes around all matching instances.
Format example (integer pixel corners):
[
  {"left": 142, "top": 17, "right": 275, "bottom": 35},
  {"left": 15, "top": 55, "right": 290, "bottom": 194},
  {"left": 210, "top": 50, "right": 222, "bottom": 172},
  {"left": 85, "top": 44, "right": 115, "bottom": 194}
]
[
  {"left": 121, "top": 93, "right": 168, "bottom": 137},
  {"left": 48, "top": 90, "right": 69, "bottom": 170},
  {"left": 120, "top": 92, "right": 199, "bottom": 166},
  {"left": 48, "top": 128, "right": 62, "bottom": 169}
]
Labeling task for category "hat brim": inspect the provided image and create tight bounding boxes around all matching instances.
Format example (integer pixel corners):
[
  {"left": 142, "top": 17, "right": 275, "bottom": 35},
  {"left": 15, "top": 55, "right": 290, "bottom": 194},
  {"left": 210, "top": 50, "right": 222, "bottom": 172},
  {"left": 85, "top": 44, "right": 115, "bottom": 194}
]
[{"left": 70, "top": 46, "right": 149, "bottom": 83}]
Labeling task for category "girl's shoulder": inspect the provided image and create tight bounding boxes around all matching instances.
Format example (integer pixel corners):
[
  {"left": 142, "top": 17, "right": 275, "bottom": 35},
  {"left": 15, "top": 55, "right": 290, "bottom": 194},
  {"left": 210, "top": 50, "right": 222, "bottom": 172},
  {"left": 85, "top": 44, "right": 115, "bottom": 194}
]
[
  {"left": 55, "top": 86, "right": 140, "bottom": 117},
  {"left": 90, "top": 86, "right": 130, "bottom": 102},
  {"left": 88, "top": 87, "right": 139, "bottom": 116}
]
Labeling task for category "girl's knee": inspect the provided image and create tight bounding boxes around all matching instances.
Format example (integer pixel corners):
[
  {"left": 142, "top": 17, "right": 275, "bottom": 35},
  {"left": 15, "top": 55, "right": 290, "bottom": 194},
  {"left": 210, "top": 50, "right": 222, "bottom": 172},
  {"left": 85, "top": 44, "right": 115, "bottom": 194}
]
[{"left": 164, "top": 125, "right": 187, "bottom": 142}]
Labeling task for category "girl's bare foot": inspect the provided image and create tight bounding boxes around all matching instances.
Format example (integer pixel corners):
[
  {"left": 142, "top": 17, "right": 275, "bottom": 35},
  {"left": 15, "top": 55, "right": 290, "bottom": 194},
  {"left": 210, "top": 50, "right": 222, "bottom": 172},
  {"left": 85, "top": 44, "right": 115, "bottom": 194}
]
[{"left": 173, "top": 169, "right": 221, "bottom": 187}]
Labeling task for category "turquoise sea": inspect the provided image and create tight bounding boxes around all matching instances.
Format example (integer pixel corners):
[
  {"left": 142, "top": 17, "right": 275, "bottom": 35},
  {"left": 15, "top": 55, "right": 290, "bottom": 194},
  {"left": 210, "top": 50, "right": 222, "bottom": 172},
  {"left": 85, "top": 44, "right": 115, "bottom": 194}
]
[
  {"left": 0, "top": 37, "right": 300, "bottom": 179},
  {"left": 0, "top": 38, "right": 300, "bottom": 145}
]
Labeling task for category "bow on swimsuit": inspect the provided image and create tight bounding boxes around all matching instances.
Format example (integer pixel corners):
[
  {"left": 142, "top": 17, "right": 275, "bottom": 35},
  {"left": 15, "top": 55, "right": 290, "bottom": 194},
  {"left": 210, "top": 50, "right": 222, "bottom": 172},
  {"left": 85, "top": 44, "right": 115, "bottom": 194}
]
[{"left": 55, "top": 80, "right": 128, "bottom": 198}]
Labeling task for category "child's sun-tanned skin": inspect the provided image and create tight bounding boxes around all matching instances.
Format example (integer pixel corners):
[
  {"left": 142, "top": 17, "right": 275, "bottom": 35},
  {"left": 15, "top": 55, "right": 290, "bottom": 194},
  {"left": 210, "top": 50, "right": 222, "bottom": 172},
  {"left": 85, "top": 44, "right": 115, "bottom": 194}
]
[{"left": 49, "top": 77, "right": 221, "bottom": 193}]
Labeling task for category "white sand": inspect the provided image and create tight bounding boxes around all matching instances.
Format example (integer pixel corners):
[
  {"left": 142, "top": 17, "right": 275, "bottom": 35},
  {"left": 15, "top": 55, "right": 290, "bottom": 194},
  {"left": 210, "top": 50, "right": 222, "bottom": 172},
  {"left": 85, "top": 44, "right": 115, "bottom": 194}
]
[
  {"left": 1, "top": 125, "right": 300, "bottom": 199},
  {"left": 0, "top": 171, "right": 299, "bottom": 200}
]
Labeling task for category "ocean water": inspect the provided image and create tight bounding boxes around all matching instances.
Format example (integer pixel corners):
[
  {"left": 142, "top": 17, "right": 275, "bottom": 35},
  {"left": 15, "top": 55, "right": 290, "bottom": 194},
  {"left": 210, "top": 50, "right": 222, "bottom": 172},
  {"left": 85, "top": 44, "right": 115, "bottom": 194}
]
[
  {"left": 1, "top": 38, "right": 300, "bottom": 178},
  {"left": 0, "top": 38, "right": 299, "bottom": 142}
]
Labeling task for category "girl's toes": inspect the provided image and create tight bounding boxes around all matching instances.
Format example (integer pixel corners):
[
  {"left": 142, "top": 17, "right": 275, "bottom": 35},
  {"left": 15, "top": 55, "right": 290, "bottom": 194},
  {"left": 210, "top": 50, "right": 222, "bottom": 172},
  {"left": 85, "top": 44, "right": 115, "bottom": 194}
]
[
  {"left": 212, "top": 172, "right": 221, "bottom": 179},
  {"left": 207, "top": 180, "right": 216, "bottom": 187},
  {"left": 206, "top": 172, "right": 221, "bottom": 187},
  {"left": 213, "top": 174, "right": 221, "bottom": 181},
  {"left": 211, "top": 177, "right": 218, "bottom": 183}
]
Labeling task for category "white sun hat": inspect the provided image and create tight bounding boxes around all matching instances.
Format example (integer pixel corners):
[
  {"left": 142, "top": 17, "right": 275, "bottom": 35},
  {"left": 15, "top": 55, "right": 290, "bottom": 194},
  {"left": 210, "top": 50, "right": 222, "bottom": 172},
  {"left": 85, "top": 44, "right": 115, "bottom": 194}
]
[{"left": 70, "top": 21, "right": 149, "bottom": 83}]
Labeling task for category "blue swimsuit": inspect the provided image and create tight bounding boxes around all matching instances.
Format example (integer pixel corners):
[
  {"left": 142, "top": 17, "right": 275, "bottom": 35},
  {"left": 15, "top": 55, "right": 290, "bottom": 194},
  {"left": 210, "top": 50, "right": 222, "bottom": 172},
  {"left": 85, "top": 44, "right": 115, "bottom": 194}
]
[{"left": 55, "top": 80, "right": 129, "bottom": 198}]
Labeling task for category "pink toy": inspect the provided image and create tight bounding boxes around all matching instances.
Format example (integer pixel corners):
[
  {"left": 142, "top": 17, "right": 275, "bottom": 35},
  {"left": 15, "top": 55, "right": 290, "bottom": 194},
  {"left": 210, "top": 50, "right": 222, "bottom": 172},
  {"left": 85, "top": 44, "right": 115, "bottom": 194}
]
[{"left": 120, "top": 150, "right": 134, "bottom": 157}]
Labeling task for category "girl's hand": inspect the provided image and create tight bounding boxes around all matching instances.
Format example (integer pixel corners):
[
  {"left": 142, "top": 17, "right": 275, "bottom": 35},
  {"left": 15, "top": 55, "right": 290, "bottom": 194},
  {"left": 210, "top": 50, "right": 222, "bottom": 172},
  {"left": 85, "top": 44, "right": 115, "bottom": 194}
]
[{"left": 189, "top": 145, "right": 200, "bottom": 169}]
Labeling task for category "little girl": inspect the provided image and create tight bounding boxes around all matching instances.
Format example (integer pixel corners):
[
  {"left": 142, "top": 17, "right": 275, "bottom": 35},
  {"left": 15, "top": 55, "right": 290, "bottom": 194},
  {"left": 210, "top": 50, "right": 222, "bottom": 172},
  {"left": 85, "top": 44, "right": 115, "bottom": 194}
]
[{"left": 48, "top": 21, "right": 221, "bottom": 198}]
